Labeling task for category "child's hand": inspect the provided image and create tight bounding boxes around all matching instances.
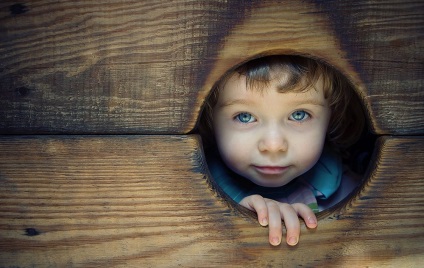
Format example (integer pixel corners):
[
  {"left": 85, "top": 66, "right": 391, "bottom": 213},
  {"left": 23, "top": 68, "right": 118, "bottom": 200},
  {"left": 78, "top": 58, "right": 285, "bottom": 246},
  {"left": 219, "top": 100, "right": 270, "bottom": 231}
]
[{"left": 239, "top": 195, "right": 317, "bottom": 246}]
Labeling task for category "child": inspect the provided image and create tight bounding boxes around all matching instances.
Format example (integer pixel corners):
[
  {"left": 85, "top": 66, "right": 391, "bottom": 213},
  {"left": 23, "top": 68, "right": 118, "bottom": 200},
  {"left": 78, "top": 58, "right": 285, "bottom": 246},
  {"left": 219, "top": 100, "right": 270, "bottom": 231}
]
[{"left": 199, "top": 55, "right": 366, "bottom": 247}]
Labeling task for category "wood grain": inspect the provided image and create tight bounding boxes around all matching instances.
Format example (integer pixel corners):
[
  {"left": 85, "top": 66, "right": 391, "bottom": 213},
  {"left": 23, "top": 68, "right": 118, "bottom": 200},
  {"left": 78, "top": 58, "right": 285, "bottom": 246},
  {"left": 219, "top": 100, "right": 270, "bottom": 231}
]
[
  {"left": 0, "top": 1, "right": 422, "bottom": 266},
  {"left": 0, "top": 135, "right": 423, "bottom": 267},
  {"left": 0, "top": 1, "right": 422, "bottom": 135}
]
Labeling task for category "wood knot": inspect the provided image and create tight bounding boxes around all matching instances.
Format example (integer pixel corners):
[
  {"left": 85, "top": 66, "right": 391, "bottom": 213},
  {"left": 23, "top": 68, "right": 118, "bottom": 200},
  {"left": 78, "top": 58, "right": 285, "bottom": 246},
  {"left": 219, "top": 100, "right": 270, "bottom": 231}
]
[
  {"left": 15, "top": 86, "right": 32, "bottom": 97},
  {"left": 24, "top": 228, "right": 41, "bottom": 236},
  {"left": 10, "top": 3, "right": 29, "bottom": 15}
]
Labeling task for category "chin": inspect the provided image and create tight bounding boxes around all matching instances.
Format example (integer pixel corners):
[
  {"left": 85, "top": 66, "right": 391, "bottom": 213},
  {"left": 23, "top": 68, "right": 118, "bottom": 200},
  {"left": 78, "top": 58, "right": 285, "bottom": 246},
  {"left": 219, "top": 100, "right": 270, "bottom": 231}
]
[{"left": 249, "top": 178, "right": 290, "bottom": 188}]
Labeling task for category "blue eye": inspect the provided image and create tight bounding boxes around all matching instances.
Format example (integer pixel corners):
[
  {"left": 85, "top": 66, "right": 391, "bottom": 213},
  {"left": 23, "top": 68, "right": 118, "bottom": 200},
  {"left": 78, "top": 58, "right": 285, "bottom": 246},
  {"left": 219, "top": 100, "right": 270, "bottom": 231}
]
[
  {"left": 236, "top": 112, "right": 255, "bottom": 123},
  {"left": 290, "top": 110, "right": 309, "bottom": 121}
]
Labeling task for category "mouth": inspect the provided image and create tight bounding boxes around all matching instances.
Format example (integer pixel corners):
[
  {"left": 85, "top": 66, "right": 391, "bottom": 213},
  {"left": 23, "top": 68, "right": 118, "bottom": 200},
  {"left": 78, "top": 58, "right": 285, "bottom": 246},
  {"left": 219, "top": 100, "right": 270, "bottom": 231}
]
[{"left": 253, "top": 165, "right": 289, "bottom": 175}]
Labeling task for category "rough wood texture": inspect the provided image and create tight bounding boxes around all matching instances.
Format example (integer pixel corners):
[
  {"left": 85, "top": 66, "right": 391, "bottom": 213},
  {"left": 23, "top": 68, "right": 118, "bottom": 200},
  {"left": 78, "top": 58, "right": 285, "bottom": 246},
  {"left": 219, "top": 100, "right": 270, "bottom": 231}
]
[
  {"left": 0, "top": 1, "right": 423, "bottom": 134},
  {"left": 0, "top": 1, "right": 423, "bottom": 266},
  {"left": 0, "top": 135, "right": 423, "bottom": 267}
]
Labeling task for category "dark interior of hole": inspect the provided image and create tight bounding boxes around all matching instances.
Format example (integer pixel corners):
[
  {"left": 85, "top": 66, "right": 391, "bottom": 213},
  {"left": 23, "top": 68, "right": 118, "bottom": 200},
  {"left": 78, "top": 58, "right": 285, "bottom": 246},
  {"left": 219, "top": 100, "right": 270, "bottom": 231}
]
[
  {"left": 343, "top": 129, "right": 377, "bottom": 177},
  {"left": 195, "top": 55, "right": 377, "bottom": 213}
]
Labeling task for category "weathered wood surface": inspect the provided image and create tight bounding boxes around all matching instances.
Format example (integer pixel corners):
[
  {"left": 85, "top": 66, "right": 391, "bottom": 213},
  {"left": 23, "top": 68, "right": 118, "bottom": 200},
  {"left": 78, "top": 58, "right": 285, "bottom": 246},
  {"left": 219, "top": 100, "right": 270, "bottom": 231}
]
[
  {"left": 0, "top": 1, "right": 423, "bottom": 135},
  {"left": 0, "top": 135, "right": 423, "bottom": 267},
  {"left": 0, "top": 1, "right": 423, "bottom": 266}
]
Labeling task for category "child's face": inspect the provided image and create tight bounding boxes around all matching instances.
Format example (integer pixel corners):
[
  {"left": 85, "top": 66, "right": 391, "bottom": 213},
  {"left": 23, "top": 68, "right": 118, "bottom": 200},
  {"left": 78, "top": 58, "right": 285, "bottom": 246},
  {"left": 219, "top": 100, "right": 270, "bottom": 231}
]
[{"left": 212, "top": 72, "right": 331, "bottom": 187}]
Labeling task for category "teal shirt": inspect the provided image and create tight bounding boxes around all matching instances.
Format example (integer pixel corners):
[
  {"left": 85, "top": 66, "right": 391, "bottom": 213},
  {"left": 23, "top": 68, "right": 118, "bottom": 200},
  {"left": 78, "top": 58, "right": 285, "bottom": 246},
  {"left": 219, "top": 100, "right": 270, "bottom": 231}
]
[{"left": 206, "top": 147, "right": 342, "bottom": 211}]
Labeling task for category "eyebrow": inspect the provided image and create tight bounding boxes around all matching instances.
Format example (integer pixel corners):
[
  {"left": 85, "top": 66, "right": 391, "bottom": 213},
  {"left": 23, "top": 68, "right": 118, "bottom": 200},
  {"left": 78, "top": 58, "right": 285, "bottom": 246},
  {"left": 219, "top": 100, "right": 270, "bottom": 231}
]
[
  {"left": 217, "top": 99, "right": 254, "bottom": 108},
  {"left": 288, "top": 98, "right": 327, "bottom": 107},
  {"left": 218, "top": 98, "right": 326, "bottom": 108}
]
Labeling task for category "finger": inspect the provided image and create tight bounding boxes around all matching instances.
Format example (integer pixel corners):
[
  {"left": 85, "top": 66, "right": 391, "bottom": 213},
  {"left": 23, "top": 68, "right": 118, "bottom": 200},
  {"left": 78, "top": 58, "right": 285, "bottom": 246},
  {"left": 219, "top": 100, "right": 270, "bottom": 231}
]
[
  {"left": 291, "top": 203, "right": 318, "bottom": 229},
  {"left": 239, "top": 195, "right": 269, "bottom": 226},
  {"left": 278, "top": 203, "right": 300, "bottom": 246},
  {"left": 266, "top": 200, "right": 283, "bottom": 246}
]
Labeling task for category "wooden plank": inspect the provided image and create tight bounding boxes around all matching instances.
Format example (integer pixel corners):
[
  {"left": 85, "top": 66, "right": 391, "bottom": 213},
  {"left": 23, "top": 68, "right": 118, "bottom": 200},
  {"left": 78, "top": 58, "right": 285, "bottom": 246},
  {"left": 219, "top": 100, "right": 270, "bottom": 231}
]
[
  {"left": 0, "top": 135, "right": 423, "bottom": 266},
  {"left": 317, "top": 1, "right": 424, "bottom": 135},
  {"left": 0, "top": 0, "right": 228, "bottom": 134},
  {"left": 0, "top": 1, "right": 422, "bottom": 135}
]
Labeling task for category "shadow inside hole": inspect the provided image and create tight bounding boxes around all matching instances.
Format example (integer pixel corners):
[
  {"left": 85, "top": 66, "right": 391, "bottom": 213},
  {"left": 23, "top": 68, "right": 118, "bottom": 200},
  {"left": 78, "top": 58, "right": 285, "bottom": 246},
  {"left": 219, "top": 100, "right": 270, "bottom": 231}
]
[
  {"left": 196, "top": 54, "right": 377, "bottom": 215},
  {"left": 314, "top": 130, "right": 377, "bottom": 213}
]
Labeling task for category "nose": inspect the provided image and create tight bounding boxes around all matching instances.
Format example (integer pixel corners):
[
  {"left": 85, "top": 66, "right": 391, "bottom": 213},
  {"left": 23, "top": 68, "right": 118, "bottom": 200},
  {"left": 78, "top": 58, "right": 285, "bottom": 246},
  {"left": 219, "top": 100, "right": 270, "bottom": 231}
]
[{"left": 258, "top": 126, "right": 288, "bottom": 153}]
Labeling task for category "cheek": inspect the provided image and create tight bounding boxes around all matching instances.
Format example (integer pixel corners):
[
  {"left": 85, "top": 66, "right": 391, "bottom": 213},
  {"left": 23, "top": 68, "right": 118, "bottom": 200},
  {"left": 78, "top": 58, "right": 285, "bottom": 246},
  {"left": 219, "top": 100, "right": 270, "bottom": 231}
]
[
  {"left": 292, "top": 131, "right": 327, "bottom": 168},
  {"left": 214, "top": 129, "right": 251, "bottom": 167},
  {"left": 299, "top": 144, "right": 323, "bottom": 168}
]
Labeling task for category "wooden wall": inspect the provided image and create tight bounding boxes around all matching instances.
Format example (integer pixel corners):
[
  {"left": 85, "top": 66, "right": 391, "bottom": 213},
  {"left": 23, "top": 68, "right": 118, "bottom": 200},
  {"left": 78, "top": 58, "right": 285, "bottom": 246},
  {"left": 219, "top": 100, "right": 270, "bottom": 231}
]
[
  {"left": 1, "top": 0, "right": 422, "bottom": 135},
  {"left": 0, "top": 0, "right": 423, "bottom": 267}
]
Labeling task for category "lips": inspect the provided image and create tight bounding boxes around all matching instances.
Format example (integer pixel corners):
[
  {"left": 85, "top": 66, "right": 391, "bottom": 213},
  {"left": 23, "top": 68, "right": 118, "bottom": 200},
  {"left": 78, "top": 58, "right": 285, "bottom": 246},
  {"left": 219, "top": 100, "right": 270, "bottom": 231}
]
[{"left": 253, "top": 165, "right": 289, "bottom": 175}]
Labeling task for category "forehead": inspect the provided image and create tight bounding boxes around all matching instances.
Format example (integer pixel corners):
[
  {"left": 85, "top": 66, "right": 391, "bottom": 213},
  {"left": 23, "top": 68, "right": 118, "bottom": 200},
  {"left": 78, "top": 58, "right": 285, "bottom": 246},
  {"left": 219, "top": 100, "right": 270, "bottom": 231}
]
[{"left": 218, "top": 71, "right": 325, "bottom": 103}]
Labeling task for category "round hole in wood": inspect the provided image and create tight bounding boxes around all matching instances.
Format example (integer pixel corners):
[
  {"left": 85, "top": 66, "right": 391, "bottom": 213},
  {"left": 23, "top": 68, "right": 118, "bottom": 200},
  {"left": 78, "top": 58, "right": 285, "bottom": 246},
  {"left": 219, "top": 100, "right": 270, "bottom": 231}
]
[{"left": 197, "top": 54, "right": 376, "bottom": 217}]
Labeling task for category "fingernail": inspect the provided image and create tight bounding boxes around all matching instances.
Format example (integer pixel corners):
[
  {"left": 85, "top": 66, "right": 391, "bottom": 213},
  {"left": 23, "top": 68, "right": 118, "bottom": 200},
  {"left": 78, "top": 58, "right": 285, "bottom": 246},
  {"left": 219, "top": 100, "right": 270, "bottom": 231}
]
[
  {"left": 308, "top": 217, "right": 317, "bottom": 225},
  {"left": 288, "top": 236, "right": 298, "bottom": 246},
  {"left": 260, "top": 218, "right": 268, "bottom": 226},
  {"left": 271, "top": 237, "right": 281, "bottom": 246}
]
